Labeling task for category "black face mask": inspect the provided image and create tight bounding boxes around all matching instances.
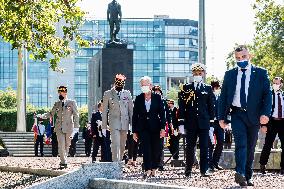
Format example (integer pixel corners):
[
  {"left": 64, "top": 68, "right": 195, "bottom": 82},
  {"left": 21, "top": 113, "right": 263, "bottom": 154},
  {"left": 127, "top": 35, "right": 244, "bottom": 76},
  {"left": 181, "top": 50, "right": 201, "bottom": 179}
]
[
  {"left": 59, "top": 95, "right": 64, "bottom": 101},
  {"left": 115, "top": 86, "right": 123, "bottom": 92}
]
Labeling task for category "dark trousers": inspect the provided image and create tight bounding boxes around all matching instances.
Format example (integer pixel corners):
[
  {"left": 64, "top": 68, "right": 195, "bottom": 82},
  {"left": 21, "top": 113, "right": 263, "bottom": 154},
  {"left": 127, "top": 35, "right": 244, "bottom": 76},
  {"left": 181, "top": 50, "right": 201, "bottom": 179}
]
[
  {"left": 185, "top": 125, "right": 209, "bottom": 173},
  {"left": 127, "top": 133, "right": 138, "bottom": 161},
  {"left": 69, "top": 132, "right": 78, "bottom": 157},
  {"left": 140, "top": 130, "right": 161, "bottom": 171},
  {"left": 51, "top": 133, "right": 58, "bottom": 157},
  {"left": 92, "top": 136, "right": 112, "bottom": 162},
  {"left": 259, "top": 119, "right": 284, "bottom": 169},
  {"left": 84, "top": 138, "right": 93, "bottom": 157},
  {"left": 208, "top": 121, "right": 224, "bottom": 167},
  {"left": 231, "top": 111, "right": 259, "bottom": 180},
  {"left": 35, "top": 135, "right": 44, "bottom": 156},
  {"left": 168, "top": 134, "right": 180, "bottom": 160},
  {"left": 159, "top": 138, "right": 165, "bottom": 167}
]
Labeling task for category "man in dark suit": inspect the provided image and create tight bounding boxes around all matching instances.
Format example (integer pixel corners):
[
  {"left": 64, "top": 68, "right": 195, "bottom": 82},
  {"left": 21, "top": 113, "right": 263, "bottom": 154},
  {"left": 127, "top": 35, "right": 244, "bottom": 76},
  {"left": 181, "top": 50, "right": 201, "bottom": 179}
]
[
  {"left": 218, "top": 45, "right": 271, "bottom": 186},
  {"left": 167, "top": 99, "right": 180, "bottom": 160},
  {"left": 259, "top": 76, "right": 284, "bottom": 175},
  {"left": 91, "top": 101, "right": 112, "bottom": 162},
  {"left": 82, "top": 121, "right": 93, "bottom": 157},
  {"left": 178, "top": 63, "right": 215, "bottom": 177},
  {"left": 208, "top": 80, "right": 224, "bottom": 171}
]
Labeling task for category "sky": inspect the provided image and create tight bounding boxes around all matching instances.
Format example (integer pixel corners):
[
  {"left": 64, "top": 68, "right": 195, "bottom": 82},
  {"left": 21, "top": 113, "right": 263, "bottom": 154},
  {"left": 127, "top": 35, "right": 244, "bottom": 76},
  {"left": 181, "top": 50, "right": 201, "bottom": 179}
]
[{"left": 78, "top": 0, "right": 258, "bottom": 79}]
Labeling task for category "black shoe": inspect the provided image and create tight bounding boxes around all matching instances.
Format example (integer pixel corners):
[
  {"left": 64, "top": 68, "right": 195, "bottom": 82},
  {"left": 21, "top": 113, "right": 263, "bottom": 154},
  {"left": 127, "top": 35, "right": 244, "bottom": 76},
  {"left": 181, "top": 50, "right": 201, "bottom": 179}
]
[
  {"left": 235, "top": 172, "right": 247, "bottom": 186},
  {"left": 41, "top": 154, "right": 44, "bottom": 157},
  {"left": 201, "top": 171, "right": 211, "bottom": 177},
  {"left": 247, "top": 179, "right": 254, "bottom": 186},
  {"left": 59, "top": 163, "right": 67, "bottom": 169},
  {"left": 185, "top": 168, "right": 192, "bottom": 177},
  {"left": 208, "top": 167, "right": 215, "bottom": 173},
  {"left": 280, "top": 169, "right": 284, "bottom": 175},
  {"left": 260, "top": 164, "right": 266, "bottom": 174},
  {"left": 92, "top": 157, "right": 96, "bottom": 163},
  {"left": 158, "top": 166, "right": 164, "bottom": 171},
  {"left": 213, "top": 164, "right": 223, "bottom": 170}
]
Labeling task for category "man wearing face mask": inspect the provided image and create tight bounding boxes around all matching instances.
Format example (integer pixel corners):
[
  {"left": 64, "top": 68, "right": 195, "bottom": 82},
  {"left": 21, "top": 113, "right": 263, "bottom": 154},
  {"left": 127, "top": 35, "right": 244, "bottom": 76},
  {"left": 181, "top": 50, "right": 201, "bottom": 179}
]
[
  {"left": 39, "top": 86, "right": 79, "bottom": 169},
  {"left": 102, "top": 74, "right": 133, "bottom": 162},
  {"left": 259, "top": 77, "right": 284, "bottom": 175},
  {"left": 218, "top": 45, "right": 271, "bottom": 186},
  {"left": 208, "top": 80, "right": 224, "bottom": 172},
  {"left": 178, "top": 63, "right": 215, "bottom": 177}
]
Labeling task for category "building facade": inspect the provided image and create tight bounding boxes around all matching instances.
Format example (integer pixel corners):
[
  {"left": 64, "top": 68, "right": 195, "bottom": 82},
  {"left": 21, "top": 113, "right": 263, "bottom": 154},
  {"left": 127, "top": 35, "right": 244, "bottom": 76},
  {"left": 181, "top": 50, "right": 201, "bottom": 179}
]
[{"left": 0, "top": 16, "right": 198, "bottom": 107}]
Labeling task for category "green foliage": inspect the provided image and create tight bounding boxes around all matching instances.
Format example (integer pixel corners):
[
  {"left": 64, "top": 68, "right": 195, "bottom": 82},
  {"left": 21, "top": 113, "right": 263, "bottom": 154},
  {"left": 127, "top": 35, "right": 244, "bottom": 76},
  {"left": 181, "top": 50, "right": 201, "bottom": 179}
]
[
  {"left": 0, "top": 0, "right": 88, "bottom": 70},
  {"left": 0, "top": 87, "right": 17, "bottom": 109},
  {"left": 78, "top": 105, "right": 88, "bottom": 130},
  {"left": 0, "top": 105, "right": 88, "bottom": 132},
  {"left": 252, "top": 0, "right": 284, "bottom": 79},
  {"left": 166, "top": 87, "right": 179, "bottom": 104}
]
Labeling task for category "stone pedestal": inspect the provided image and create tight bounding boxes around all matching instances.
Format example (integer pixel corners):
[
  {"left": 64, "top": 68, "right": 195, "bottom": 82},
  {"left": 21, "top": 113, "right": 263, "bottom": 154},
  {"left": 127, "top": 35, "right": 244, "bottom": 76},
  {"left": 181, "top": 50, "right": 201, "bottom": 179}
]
[{"left": 88, "top": 47, "right": 133, "bottom": 118}]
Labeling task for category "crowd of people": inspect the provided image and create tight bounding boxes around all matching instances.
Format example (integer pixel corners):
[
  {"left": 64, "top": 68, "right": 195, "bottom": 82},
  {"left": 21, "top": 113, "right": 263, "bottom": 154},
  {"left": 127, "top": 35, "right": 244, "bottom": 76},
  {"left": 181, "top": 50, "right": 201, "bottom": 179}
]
[{"left": 34, "top": 45, "right": 284, "bottom": 187}]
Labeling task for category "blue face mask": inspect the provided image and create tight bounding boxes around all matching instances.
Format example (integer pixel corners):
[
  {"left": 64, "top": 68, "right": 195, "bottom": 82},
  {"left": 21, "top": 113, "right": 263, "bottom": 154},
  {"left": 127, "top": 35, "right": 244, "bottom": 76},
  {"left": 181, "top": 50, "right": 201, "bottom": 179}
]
[{"left": 237, "top": 60, "right": 249, "bottom": 69}]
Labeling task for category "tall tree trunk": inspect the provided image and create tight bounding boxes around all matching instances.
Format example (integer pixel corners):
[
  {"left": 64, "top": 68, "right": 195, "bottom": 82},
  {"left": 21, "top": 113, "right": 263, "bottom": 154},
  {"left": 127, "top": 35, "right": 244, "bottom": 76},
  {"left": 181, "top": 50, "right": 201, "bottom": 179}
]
[{"left": 16, "top": 46, "right": 26, "bottom": 132}]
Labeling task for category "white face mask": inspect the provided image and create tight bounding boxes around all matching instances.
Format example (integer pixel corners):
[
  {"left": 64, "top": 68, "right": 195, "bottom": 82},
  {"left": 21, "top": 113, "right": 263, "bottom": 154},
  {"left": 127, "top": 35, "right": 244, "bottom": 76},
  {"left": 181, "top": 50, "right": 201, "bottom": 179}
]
[
  {"left": 141, "top": 86, "right": 151, "bottom": 93},
  {"left": 213, "top": 89, "right": 221, "bottom": 96},
  {"left": 193, "top": 76, "right": 203, "bottom": 83},
  {"left": 273, "top": 84, "right": 281, "bottom": 91}
]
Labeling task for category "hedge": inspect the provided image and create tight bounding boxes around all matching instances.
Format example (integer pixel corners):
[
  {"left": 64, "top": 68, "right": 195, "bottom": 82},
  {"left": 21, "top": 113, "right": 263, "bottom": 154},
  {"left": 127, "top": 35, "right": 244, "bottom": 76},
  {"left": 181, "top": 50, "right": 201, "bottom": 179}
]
[{"left": 0, "top": 106, "right": 88, "bottom": 132}]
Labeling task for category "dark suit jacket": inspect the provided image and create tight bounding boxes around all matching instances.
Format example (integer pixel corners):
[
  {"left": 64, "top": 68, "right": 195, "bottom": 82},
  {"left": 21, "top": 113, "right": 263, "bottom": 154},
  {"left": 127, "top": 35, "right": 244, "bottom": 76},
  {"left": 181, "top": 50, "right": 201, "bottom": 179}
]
[
  {"left": 167, "top": 107, "right": 179, "bottom": 131},
  {"left": 178, "top": 83, "right": 215, "bottom": 130},
  {"left": 271, "top": 90, "right": 284, "bottom": 116},
  {"left": 91, "top": 111, "right": 102, "bottom": 138},
  {"left": 218, "top": 65, "right": 272, "bottom": 126},
  {"left": 132, "top": 93, "right": 166, "bottom": 133}
]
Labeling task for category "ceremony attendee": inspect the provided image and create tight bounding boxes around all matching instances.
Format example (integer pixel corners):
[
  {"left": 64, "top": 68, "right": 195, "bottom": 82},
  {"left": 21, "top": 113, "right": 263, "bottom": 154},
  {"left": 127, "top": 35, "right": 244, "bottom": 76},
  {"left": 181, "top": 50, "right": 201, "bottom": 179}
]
[
  {"left": 102, "top": 74, "right": 133, "bottom": 162},
  {"left": 91, "top": 101, "right": 112, "bottom": 162},
  {"left": 82, "top": 121, "right": 93, "bottom": 157},
  {"left": 126, "top": 130, "right": 138, "bottom": 166},
  {"left": 208, "top": 80, "right": 224, "bottom": 171},
  {"left": 33, "top": 118, "right": 45, "bottom": 157},
  {"left": 39, "top": 86, "right": 80, "bottom": 169},
  {"left": 51, "top": 124, "right": 58, "bottom": 157},
  {"left": 259, "top": 77, "right": 284, "bottom": 175},
  {"left": 132, "top": 76, "right": 166, "bottom": 178},
  {"left": 178, "top": 63, "right": 215, "bottom": 177},
  {"left": 152, "top": 85, "right": 167, "bottom": 171},
  {"left": 69, "top": 129, "right": 79, "bottom": 157},
  {"left": 218, "top": 45, "right": 271, "bottom": 186},
  {"left": 167, "top": 99, "right": 180, "bottom": 160}
]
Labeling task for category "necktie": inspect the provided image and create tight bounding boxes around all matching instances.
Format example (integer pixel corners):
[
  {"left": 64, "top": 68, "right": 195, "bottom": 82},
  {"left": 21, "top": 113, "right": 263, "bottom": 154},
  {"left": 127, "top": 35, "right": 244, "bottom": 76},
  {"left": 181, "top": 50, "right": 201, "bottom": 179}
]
[
  {"left": 240, "top": 69, "right": 247, "bottom": 108},
  {"left": 278, "top": 93, "right": 282, "bottom": 118}
]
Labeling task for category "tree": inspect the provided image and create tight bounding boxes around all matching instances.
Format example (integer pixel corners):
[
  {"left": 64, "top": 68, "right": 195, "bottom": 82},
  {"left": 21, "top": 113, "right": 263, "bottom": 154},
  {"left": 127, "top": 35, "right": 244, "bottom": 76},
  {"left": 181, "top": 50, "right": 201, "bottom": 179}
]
[
  {"left": 0, "top": 0, "right": 88, "bottom": 131},
  {"left": 251, "top": 0, "right": 284, "bottom": 79},
  {"left": 0, "top": 87, "right": 17, "bottom": 109},
  {"left": 0, "top": 0, "right": 88, "bottom": 70}
]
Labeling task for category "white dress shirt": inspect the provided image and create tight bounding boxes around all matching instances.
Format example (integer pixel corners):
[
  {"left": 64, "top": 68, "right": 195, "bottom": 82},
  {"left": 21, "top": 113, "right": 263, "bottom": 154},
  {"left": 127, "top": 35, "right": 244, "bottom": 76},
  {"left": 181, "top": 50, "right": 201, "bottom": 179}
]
[
  {"left": 232, "top": 64, "right": 252, "bottom": 107},
  {"left": 272, "top": 91, "right": 284, "bottom": 118},
  {"left": 37, "top": 124, "right": 45, "bottom": 136}
]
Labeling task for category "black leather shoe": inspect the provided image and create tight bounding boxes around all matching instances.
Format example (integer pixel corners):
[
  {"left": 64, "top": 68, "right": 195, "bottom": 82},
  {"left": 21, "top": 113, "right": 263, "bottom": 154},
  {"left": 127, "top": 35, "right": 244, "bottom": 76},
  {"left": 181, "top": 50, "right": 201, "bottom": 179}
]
[
  {"left": 234, "top": 172, "right": 247, "bottom": 186},
  {"left": 208, "top": 166, "right": 215, "bottom": 173},
  {"left": 213, "top": 164, "right": 223, "bottom": 170},
  {"left": 59, "top": 163, "right": 67, "bottom": 169},
  {"left": 280, "top": 169, "right": 284, "bottom": 175},
  {"left": 260, "top": 164, "right": 266, "bottom": 174},
  {"left": 247, "top": 179, "right": 254, "bottom": 186},
  {"left": 185, "top": 168, "right": 192, "bottom": 177},
  {"left": 201, "top": 171, "right": 211, "bottom": 177},
  {"left": 158, "top": 166, "right": 164, "bottom": 171}
]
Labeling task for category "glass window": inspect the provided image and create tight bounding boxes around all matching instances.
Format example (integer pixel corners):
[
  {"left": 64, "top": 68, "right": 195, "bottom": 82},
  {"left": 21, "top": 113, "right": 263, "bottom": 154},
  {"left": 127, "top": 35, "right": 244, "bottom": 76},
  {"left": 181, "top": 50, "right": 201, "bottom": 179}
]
[{"left": 179, "top": 38, "right": 185, "bottom": 45}]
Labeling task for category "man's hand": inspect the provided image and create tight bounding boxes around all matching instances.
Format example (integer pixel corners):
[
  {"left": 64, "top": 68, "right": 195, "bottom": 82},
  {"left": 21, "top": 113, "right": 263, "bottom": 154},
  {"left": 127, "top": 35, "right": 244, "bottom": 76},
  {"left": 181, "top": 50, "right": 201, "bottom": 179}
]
[
  {"left": 260, "top": 115, "right": 269, "bottom": 125},
  {"left": 160, "top": 129, "right": 165, "bottom": 138},
  {"left": 260, "top": 126, "right": 267, "bottom": 134},
  {"left": 133, "top": 133, "right": 138, "bottom": 142},
  {"left": 219, "top": 120, "right": 228, "bottom": 129}
]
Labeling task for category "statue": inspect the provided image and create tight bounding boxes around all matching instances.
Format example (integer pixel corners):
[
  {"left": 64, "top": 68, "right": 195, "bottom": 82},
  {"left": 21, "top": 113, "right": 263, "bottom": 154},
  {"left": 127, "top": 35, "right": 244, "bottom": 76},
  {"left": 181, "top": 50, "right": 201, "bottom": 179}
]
[{"left": 107, "top": 0, "right": 122, "bottom": 42}]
